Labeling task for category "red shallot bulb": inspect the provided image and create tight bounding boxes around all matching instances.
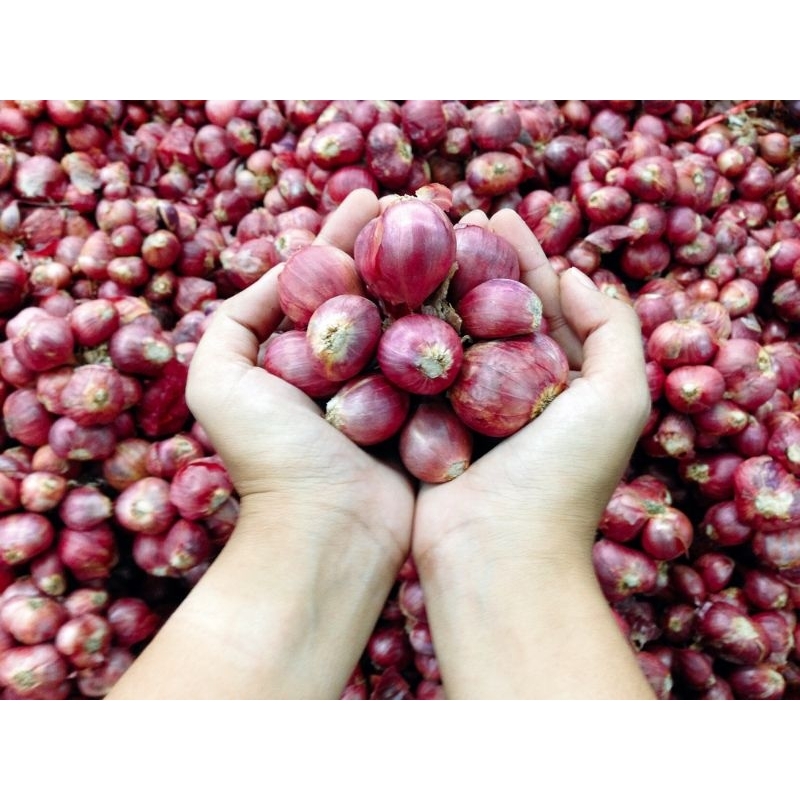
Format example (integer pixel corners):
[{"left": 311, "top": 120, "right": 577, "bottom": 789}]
[
  {"left": 277, "top": 244, "right": 364, "bottom": 327},
  {"left": 456, "top": 278, "right": 543, "bottom": 339},
  {"left": 354, "top": 196, "right": 456, "bottom": 311},
  {"left": 448, "top": 333, "right": 569, "bottom": 438},
  {"left": 325, "top": 374, "right": 410, "bottom": 446},
  {"left": 398, "top": 401, "right": 473, "bottom": 484},
  {"left": 305, "top": 294, "right": 382, "bottom": 382},
  {"left": 449, "top": 225, "right": 520, "bottom": 304},
  {"left": 0, "top": 513, "right": 55, "bottom": 567},
  {"left": 377, "top": 314, "right": 463, "bottom": 395},
  {"left": 55, "top": 613, "right": 113, "bottom": 670},
  {"left": 0, "top": 643, "right": 69, "bottom": 697},
  {"left": 168, "top": 457, "right": 234, "bottom": 521},
  {"left": 261, "top": 330, "right": 344, "bottom": 398}
]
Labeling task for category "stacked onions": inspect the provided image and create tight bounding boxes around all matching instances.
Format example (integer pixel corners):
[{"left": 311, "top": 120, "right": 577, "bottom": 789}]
[
  {"left": 1, "top": 99, "right": 799, "bottom": 700},
  {"left": 265, "top": 192, "right": 569, "bottom": 483}
]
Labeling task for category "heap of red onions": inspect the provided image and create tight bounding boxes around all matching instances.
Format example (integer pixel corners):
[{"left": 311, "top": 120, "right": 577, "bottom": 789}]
[
  {"left": 1, "top": 99, "right": 799, "bottom": 701},
  {"left": 268, "top": 191, "right": 569, "bottom": 479}
]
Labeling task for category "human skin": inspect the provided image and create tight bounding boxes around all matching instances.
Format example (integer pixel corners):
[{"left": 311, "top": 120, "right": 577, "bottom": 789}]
[{"left": 107, "top": 189, "right": 655, "bottom": 700}]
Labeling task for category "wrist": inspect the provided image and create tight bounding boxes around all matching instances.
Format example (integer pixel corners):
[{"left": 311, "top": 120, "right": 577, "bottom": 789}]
[
  {"left": 110, "top": 495, "right": 403, "bottom": 699},
  {"left": 416, "top": 529, "right": 653, "bottom": 699}
]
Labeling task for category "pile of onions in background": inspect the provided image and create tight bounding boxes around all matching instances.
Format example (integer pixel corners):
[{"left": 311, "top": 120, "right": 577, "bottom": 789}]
[{"left": 0, "top": 99, "right": 799, "bottom": 700}]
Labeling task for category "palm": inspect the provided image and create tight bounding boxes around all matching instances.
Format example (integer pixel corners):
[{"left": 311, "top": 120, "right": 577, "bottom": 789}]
[
  {"left": 412, "top": 376, "right": 637, "bottom": 566},
  {"left": 202, "top": 364, "right": 415, "bottom": 559}
]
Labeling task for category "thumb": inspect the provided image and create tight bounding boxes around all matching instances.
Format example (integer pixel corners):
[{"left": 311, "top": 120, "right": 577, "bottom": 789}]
[{"left": 558, "top": 268, "right": 650, "bottom": 423}]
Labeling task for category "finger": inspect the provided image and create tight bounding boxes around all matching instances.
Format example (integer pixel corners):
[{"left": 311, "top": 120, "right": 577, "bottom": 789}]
[
  {"left": 488, "top": 208, "right": 583, "bottom": 365},
  {"left": 314, "top": 188, "right": 380, "bottom": 254},
  {"left": 187, "top": 263, "right": 287, "bottom": 422},
  {"left": 559, "top": 267, "right": 651, "bottom": 424},
  {"left": 454, "top": 210, "right": 490, "bottom": 228}
]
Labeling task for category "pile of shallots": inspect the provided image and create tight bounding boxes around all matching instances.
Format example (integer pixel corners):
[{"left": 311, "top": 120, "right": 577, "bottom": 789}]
[
  {"left": 1, "top": 100, "right": 799, "bottom": 699},
  {"left": 264, "top": 190, "right": 569, "bottom": 482}
]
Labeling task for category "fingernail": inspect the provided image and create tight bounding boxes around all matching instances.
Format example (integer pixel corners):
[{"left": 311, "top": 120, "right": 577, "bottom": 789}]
[{"left": 567, "top": 267, "right": 598, "bottom": 290}]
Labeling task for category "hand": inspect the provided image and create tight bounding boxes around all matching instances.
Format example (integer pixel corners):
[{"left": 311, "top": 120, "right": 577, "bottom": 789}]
[
  {"left": 413, "top": 208, "right": 651, "bottom": 569},
  {"left": 109, "top": 190, "right": 414, "bottom": 698},
  {"left": 185, "top": 188, "right": 415, "bottom": 565},
  {"left": 410, "top": 208, "right": 654, "bottom": 699}
]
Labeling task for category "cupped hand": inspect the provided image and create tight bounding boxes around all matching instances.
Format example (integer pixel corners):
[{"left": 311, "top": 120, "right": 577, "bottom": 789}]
[
  {"left": 186, "top": 189, "right": 415, "bottom": 562},
  {"left": 412, "top": 208, "right": 652, "bottom": 570}
]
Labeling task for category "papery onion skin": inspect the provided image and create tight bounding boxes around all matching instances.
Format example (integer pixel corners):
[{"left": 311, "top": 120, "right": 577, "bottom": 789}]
[
  {"left": 456, "top": 278, "right": 543, "bottom": 339},
  {"left": 277, "top": 244, "right": 365, "bottom": 327},
  {"left": 377, "top": 314, "right": 464, "bottom": 396},
  {"left": 305, "top": 294, "right": 382, "bottom": 382},
  {"left": 398, "top": 401, "right": 473, "bottom": 484},
  {"left": 354, "top": 196, "right": 456, "bottom": 311},
  {"left": 325, "top": 374, "right": 410, "bottom": 446},
  {"left": 448, "top": 333, "right": 569, "bottom": 438}
]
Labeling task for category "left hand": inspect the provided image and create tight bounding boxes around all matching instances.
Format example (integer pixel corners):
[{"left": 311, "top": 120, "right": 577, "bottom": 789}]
[{"left": 186, "top": 188, "right": 415, "bottom": 565}]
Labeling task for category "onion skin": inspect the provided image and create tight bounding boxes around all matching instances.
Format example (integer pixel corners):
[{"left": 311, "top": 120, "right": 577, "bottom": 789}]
[
  {"left": 305, "top": 294, "right": 382, "bottom": 382},
  {"left": 696, "top": 601, "right": 771, "bottom": 665},
  {"left": 325, "top": 374, "right": 410, "bottom": 446},
  {"left": 354, "top": 196, "right": 456, "bottom": 311},
  {"left": 0, "top": 513, "right": 55, "bottom": 567},
  {"left": 262, "top": 330, "right": 344, "bottom": 398},
  {"left": 592, "top": 539, "right": 659, "bottom": 602},
  {"left": 398, "top": 401, "right": 473, "bottom": 484},
  {"left": 734, "top": 456, "right": 800, "bottom": 532},
  {"left": 448, "top": 333, "right": 569, "bottom": 438},
  {"left": 456, "top": 278, "right": 543, "bottom": 339},
  {"left": 449, "top": 225, "right": 521, "bottom": 304},
  {"left": 277, "top": 244, "right": 364, "bottom": 327},
  {"left": 377, "top": 314, "right": 464, "bottom": 396}
]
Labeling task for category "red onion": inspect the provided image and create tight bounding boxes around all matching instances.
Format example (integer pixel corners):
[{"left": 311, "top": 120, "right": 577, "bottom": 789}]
[
  {"left": 102, "top": 438, "right": 151, "bottom": 492},
  {"left": 0, "top": 643, "right": 69, "bottom": 697},
  {"left": 733, "top": 455, "right": 800, "bottom": 532},
  {"left": 115, "top": 476, "right": 176, "bottom": 535},
  {"left": 640, "top": 506, "right": 693, "bottom": 560},
  {"left": 364, "top": 122, "right": 413, "bottom": 190},
  {"left": 55, "top": 613, "right": 113, "bottom": 670},
  {"left": 377, "top": 314, "right": 463, "bottom": 395},
  {"left": 3, "top": 388, "right": 53, "bottom": 447},
  {"left": 456, "top": 278, "right": 543, "bottom": 339},
  {"left": 448, "top": 333, "right": 569, "bottom": 438},
  {"left": 0, "top": 593, "right": 67, "bottom": 645},
  {"left": 48, "top": 417, "right": 117, "bottom": 461},
  {"left": 0, "top": 513, "right": 54, "bottom": 566},
  {"left": 679, "top": 452, "right": 743, "bottom": 502},
  {"left": 168, "top": 457, "right": 233, "bottom": 521},
  {"left": 696, "top": 601, "right": 770, "bottom": 665},
  {"left": 29, "top": 549, "right": 67, "bottom": 596},
  {"left": 465, "top": 151, "right": 524, "bottom": 197},
  {"left": 592, "top": 539, "right": 659, "bottom": 602},
  {"left": 400, "top": 100, "right": 447, "bottom": 152},
  {"left": 59, "top": 485, "right": 113, "bottom": 530},
  {"left": 63, "top": 588, "right": 110, "bottom": 618},
  {"left": 325, "top": 373, "right": 410, "bottom": 446},
  {"left": 354, "top": 196, "right": 456, "bottom": 311},
  {"left": 107, "top": 598, "right": 159, "bottom": 648},
  {"left": 58, "top": 524, "right": 118, "bottom": 581},
  {"left": 646, "top": 319, "right": 719, "bottom": 369},
  {"left": 161, "top": 518, "right": 211, "bottom": 572},
  {"left": 108, "top": 322, "right": 174, "bottom": 377},
  {"left": 449, "top": 224, "right": 521, "bottom": 304},
  {"left": 305, "top": 294, "right": 382, "bottom": 382},
  {"left": 76, "top": 647, "right": 134, "bottom": 698},
  {"left": 728, "top": 664, "right": 785, "bottom": 699},
  {"left": 277, "top": 244, "right": 364, "bottom": 327},
  {"left": 517, "top": 192, "right": 582, "bottom": 256},
  {"left": 262, "top": 330, "right": 344, "bottom": 398},
  {"left": 59, "top": 364, "right": 126, "bottom": 427},
  {"left": 398, "top": 401, "right": 473, "bottom": 484}
]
